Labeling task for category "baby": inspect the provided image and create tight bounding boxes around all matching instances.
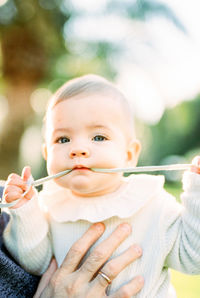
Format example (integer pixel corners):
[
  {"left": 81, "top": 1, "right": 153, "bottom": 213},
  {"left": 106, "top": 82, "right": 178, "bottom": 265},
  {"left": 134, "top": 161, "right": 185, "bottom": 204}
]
[{"left": 3, "top": 74, "right": 200, "bottom": 297}]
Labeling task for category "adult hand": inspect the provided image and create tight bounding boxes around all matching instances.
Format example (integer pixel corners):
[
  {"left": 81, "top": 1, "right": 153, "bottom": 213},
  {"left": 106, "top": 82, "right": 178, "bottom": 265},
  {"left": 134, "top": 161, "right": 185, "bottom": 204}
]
[{"left": 34, "top": 223, "right": 144, "bottom": 298}]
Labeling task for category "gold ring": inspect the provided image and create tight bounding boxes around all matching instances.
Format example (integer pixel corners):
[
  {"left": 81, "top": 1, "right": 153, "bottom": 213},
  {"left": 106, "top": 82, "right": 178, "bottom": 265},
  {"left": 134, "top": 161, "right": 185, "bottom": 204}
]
[{"left": 98, "top": 271, "right": 112, "bottom": 284}]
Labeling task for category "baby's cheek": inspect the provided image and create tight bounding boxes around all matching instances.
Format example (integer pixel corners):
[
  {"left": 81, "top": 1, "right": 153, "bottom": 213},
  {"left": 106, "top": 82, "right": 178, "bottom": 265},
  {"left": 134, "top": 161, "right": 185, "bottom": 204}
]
[
  {"left": 46, "top": 155, "right": 60, "bottom": 175},
  {"left": 95, "top": 158, "right": 121, "bottom": 169},
  {"left": 107, "top": 154, "right": 127, "bottom": 168},
  {"left": 99, "top": 149, "right": 125, "bottom": 166}
]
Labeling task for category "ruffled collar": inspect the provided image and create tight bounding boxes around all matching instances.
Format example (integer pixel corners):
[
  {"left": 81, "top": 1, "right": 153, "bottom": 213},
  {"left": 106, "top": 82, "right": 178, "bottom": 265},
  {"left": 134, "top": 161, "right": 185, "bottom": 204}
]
[{"left": 39, "top": 174, "right": 165, "bottom": 223}]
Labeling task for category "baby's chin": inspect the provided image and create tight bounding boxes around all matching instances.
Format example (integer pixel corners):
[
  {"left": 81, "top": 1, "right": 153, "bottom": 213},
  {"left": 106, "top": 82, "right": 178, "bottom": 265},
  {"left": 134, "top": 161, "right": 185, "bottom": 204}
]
[
  {"left": 53, "top": 172, "right": 123, "bottom": 197},
  {"left": 53, "top": 175, "right": 95, "bottom": 196},
  {"left": 70, "top": 176, "right": 99, "bottom": 196},
  {"left": 70, "top": 178, "right": 123, "bottom": 197}
]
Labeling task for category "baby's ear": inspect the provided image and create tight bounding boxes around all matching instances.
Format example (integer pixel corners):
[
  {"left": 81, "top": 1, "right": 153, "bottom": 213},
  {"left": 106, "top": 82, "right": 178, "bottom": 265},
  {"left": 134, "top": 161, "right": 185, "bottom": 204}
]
[
  {"left": 126, "top": 139, "right": 141, "bottom": 166},
  {"left": 42, "top": 143, "right": 48, "bottom": 161}
]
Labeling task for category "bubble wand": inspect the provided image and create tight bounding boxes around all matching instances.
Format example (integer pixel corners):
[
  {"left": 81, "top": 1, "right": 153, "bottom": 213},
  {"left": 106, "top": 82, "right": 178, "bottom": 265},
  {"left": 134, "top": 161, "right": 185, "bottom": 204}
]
[{"left": 0, "top": 163, "right": 191, "bottom": 208}]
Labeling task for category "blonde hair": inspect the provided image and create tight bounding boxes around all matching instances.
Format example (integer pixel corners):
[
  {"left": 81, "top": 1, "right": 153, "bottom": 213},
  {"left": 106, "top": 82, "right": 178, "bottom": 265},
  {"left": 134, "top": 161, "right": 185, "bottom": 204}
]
[{"left": 45, "top": 74, "right": 135, "bottom": 140}]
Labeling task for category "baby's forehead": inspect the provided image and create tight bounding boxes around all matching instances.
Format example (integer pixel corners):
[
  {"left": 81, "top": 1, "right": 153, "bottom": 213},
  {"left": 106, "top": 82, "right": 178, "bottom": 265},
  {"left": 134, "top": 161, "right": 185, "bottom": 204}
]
[
  {"left": 46, "top": 92, "right": 134, "bottom": 138},
  {"left": 51, "top": 93, "right": 129, "bottom": 120}
]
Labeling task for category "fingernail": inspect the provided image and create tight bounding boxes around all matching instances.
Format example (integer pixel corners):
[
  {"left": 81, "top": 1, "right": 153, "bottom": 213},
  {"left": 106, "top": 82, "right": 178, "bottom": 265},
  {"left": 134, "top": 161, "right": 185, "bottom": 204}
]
[
  {"left": 136, "top": 276, "right": 144, "bottom": 284},
  {"left": 27, "top": 175, "right": 34, "bottom": 185},
  {"left": 120, "top": 223, "right": 131, "bottom": 233},
  {"left": 133, "top": 245, "right": 142, "bottom": 256},
  {"left": 94, "top": 222, "right": 105, "bottom": 233}
]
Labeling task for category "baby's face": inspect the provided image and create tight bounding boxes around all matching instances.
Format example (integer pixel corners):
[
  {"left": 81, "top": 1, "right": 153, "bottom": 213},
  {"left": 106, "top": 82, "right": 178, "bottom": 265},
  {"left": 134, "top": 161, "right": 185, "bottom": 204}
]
[{"left": 43, "top": 94, "right": 140, "bottom": 197}]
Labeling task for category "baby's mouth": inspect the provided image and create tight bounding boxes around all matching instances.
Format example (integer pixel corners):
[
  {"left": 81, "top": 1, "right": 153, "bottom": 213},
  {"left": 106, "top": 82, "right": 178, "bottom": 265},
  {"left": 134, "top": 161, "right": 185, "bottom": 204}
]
[{"left": 72, "top": 165, "right": 91, "bottom": 171}]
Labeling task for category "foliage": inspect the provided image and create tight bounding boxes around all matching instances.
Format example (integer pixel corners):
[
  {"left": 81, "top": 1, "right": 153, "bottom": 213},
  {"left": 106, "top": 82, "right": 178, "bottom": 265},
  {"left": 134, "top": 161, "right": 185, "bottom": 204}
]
[
  {"left": 138, "top": 95, "right": 200, "bottom": 169},
  {"left": 0, "top": 0, "right": 190, "bottom": 179}
]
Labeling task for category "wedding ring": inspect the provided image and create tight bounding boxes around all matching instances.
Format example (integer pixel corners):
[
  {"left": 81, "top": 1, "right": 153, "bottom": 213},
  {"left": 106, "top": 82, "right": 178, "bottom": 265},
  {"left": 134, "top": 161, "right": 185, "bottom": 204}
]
[{"left": 98, "top": 271, "right": 112, "bottom": 284}]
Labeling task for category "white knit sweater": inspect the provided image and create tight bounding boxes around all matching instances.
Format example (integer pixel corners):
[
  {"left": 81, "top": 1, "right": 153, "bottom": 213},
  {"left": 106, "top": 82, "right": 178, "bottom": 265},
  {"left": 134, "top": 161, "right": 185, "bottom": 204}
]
[{"left": 3, "top": 172, "right": 200, "bottom": 298}]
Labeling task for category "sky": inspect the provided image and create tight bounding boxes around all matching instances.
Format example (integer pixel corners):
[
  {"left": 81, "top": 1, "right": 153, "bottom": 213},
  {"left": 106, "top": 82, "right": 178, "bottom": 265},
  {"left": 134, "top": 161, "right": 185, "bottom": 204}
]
[{"left": 66, "top": 0, "right": 200, "bottom": 124}]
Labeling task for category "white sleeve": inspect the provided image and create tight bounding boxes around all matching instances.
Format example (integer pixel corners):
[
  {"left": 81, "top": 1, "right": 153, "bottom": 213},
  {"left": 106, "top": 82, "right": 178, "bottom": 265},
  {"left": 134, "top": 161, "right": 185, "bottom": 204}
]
[
  {"left": 164, "top": 171, "right": 200, "bottom": 274},
  {"left": 3, "top": 194, "right": 52, "bottom": 275}
]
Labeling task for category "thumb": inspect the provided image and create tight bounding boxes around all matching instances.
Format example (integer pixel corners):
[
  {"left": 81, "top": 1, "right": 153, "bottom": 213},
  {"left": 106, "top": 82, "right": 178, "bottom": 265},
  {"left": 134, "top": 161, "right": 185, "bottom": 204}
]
[
  {"left": 190, "top": 156, "right": 200, "bottom": 174},
  {"left": 21, "top": 166, "right": 35, "bottom": 201},
  {"left": 191, "top": 156, "right": 200, "bottom": 167},
  {"left": 21, "top": 166, "right": 32, "bottom": 182}
]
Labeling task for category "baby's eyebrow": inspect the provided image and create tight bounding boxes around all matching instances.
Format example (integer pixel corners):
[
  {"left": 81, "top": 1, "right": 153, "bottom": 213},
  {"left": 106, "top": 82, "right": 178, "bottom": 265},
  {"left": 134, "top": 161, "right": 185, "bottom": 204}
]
[
  {"left": 52, "top": 125, "right": 111, "bottom": 135},
  {"left": 52, "top": 128, "right": 72, "bottom": 134},
  {"left": 86, "top": 124, "right": 110, "bottom": 130}
]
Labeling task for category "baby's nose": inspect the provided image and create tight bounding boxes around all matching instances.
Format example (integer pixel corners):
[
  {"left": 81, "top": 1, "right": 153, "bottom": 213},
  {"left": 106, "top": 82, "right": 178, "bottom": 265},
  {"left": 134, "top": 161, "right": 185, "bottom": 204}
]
[{"left": 69, "top": 148, "right": 90, "bottom": 158}]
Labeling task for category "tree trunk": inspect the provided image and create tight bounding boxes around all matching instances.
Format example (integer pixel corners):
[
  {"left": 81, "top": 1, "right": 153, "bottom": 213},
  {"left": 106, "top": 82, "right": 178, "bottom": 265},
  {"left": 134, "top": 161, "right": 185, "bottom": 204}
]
[{"left": 0, "top": 25, "right": 46, "bottom": 179}]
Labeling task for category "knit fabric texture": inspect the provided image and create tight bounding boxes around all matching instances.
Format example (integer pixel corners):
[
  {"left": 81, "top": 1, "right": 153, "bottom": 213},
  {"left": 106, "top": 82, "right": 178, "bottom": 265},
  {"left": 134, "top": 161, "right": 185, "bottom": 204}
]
[{"left": 3, "top": 173, "right": 200, "bottom": 297}]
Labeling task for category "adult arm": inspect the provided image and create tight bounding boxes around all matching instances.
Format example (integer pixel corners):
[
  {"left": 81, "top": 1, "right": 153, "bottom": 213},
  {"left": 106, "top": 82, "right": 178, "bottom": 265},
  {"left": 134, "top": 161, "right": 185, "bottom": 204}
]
[{"left": 34, "top": 223, "right": 144, "bottom": 298}]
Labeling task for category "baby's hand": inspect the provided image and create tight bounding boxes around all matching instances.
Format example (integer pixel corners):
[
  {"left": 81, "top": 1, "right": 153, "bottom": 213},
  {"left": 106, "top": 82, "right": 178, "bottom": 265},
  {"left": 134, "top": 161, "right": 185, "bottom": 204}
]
[
  {"left": 190, "top": 156, "right": 200, "bottom": 175},
  {"left": 3, "top": 166, "right": 35, "bottom": 209}
]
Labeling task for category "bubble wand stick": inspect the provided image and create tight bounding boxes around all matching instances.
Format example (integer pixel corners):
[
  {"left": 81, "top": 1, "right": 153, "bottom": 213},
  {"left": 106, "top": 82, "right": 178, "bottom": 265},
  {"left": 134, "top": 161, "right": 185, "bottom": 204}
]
[{"left": 0, "top": 163, "right": 191, "bottom": 208}]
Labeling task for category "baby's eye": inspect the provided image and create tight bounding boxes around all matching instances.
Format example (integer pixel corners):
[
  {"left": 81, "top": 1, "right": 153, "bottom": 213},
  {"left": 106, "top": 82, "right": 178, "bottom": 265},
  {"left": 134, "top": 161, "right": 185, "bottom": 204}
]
[
  {"left": 57, "top": 137, "right": 70, "bottom": 144},
  {"left": 92, "top": 135, "right": 108, "bottom": 142}
]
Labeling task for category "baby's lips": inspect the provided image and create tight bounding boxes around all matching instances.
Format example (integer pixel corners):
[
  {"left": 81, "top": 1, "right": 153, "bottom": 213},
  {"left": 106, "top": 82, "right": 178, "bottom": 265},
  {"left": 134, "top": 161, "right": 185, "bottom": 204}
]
[{"left": 72, "top": 165, "right": 90, "bottom": 170}]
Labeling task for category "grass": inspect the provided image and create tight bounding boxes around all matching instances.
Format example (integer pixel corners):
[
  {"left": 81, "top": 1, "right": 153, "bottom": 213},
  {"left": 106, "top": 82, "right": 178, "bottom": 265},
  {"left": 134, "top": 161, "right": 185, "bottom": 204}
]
[
  {"left": 171, "top": 270, "right": 200, "bottom": 298},
  {"left": 165, "top": 183, "right": 200, "bottom": 298}
]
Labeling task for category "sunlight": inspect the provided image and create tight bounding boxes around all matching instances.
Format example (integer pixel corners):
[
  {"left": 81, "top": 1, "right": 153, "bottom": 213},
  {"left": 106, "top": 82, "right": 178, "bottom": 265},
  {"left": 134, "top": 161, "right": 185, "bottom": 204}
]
[
  {"left": 19, "top": 126, "right": 43, "bottom": 177},
  {"left": 0, "top": 95, "right": 9, "bottom": 131},
  {"left": 117, "top": 65, "right": 165, "bottom": 124},
  {"left": 69, "top": 0, "right": 107, "bottom": 13},
  {"left": 64, "top": 1, "right": 200, "bottom": 125},
  {"left": 64, "top": 14, "right": 132, "bottom": 43},
  {"left": 30, "top": 88, "right": 52, "bottom": 115},
  {"left": 0, "top": 0, "right": 8, "bottom": 7}
]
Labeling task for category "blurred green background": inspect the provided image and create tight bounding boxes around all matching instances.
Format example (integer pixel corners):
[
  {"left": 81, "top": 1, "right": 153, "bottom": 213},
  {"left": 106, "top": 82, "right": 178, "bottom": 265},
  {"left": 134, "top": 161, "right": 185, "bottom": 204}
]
[{"left": 0, "top": 0, "right": 200, "bottom": 296}]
